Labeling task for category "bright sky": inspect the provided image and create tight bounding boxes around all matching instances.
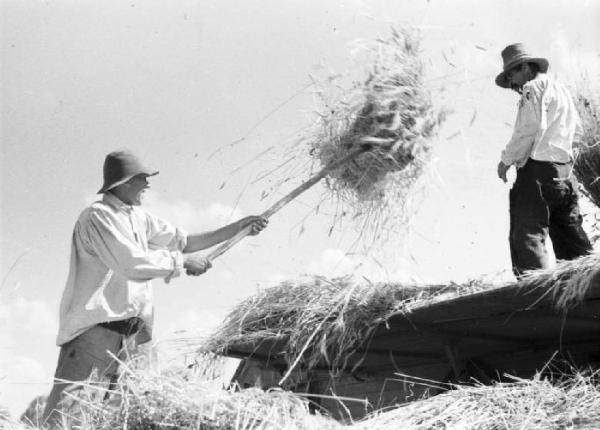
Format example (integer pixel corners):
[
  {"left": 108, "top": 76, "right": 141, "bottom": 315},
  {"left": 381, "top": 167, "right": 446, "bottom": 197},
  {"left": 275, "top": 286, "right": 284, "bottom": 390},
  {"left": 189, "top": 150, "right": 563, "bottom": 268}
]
[{"left": 1, "top": 0, "right": 599, "bottom": 418}]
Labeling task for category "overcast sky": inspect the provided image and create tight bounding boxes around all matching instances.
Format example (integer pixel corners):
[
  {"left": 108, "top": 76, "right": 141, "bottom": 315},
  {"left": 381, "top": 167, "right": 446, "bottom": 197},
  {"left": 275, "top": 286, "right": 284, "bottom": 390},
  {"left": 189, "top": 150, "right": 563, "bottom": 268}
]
[{"left": 1, "top": 0, "right": 599, "bottom": 417}]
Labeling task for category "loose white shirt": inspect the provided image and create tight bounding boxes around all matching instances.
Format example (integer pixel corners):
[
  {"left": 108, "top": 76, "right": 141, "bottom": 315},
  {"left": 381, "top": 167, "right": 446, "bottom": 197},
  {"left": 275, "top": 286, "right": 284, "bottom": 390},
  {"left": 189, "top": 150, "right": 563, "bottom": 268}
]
[
  {"left": 501, "top": 74, "right": 583, "bottom": 168},
  {"left": 56, "top": 193, "right": 187, "bottom": 346}
]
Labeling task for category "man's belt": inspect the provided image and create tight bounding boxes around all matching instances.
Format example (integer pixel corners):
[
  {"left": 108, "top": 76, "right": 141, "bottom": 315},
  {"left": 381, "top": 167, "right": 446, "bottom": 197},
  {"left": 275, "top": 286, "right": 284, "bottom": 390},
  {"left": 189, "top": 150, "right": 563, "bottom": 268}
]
[
  {"left": 528, "top": 158, "right": 573, "bottom": 166},
  {"left": 98, "top": 317, "right": 145, "bottom": 336}
]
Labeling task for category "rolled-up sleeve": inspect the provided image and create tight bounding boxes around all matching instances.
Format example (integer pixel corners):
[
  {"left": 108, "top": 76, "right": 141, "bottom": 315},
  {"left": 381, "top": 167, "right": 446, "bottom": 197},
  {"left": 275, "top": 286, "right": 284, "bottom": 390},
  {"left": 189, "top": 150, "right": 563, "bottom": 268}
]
[
  {"left": 501, "top": 84, "right": 542, "bottom": 167},
  {"left": 78, "top": 211, "right": 181, "bottom": 282}
]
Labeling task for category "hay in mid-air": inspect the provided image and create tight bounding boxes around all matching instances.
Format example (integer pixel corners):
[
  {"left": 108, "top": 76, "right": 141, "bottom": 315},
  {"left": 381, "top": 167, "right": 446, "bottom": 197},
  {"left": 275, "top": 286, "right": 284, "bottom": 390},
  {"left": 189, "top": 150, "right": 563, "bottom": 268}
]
[
  {"left": 303, "top": 28, "right": 446, "bottom": 240},
  {"left": 208, "top": 29, "right": 446, "bottom": 259}
]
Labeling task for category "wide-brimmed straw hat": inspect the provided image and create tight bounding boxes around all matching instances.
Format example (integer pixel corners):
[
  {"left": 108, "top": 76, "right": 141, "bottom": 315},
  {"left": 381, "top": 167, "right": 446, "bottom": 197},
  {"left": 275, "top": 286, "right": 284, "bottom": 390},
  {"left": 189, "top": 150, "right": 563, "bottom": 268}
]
[
  {"left": 495, "top": 43, "right": 549, "bottom": 88},
  {"left": 98, "top": 150, "right": 158, "bottom": 194}
]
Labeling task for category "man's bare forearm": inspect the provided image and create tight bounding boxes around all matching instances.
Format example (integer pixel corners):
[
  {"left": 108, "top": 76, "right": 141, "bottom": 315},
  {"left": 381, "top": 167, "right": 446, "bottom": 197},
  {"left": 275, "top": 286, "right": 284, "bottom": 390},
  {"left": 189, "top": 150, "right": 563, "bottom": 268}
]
[
  {"left": 183, "top": 216, "right": 268, "bottom": 254},
  {"left": 183, "top": 224, "right": 240, "bottom": 253}
]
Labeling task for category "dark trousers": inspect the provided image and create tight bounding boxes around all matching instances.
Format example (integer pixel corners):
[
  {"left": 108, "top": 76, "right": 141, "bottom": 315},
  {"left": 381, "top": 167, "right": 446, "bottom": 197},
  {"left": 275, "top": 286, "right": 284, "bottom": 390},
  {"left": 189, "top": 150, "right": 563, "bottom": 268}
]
[
  {"left": 42, "top": 326, "right": 127, "bottom": 428},
  {"left": 42, "top": 318, "right": 145, "bottom": 428},
  {"left": 509, "top": 159, "right": 592, "bottom": 277}
]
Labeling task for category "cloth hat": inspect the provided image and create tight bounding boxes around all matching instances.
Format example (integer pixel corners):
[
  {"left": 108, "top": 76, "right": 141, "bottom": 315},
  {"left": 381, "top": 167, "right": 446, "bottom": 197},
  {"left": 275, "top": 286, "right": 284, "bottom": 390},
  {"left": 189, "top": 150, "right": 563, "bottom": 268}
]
[
  {"left": 495, "top": 43, "right": 549, "bottom": 88},
  {"left": 98, "top": 150, "right": 158, "bottom": 194}
]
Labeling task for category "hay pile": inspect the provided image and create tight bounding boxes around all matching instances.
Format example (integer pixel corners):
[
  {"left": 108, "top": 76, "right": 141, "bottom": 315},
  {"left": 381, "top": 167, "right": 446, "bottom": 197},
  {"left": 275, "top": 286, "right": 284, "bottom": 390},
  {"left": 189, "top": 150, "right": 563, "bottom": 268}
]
[
  {"left": 573, "top": 86, "right": 600, "bottom": 207},
  {"left": 92, "top": 370, "right": 338, "bottom": 430},
  {"left": 8, "top": 359, "right": 339, "bottom": 430},
  {"left": 5, "top": 370, "right": 600, "bottom": 429},
  {"left": 303, "top": 28, "right": 445, "bottom": 239},
  {"left": 203, "top": 253, "right": 600, "bottom": 379},
  {"left": 354, "top": 372, "right": 600, "bottom": 429}
]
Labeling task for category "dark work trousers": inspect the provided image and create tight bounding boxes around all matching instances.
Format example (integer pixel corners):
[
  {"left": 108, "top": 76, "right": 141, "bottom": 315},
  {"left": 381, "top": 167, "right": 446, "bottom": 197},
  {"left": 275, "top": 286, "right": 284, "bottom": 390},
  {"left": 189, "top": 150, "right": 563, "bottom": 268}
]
[{"left": 509, "top": 158, "right": 592, "bottom": 278}]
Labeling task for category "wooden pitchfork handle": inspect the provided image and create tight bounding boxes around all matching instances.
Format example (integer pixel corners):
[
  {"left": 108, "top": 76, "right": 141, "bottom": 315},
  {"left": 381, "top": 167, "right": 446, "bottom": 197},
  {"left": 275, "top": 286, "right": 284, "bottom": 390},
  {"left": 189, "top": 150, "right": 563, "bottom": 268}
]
[{"left": 206, "top": 145, "right": 370, "bottom": 261}]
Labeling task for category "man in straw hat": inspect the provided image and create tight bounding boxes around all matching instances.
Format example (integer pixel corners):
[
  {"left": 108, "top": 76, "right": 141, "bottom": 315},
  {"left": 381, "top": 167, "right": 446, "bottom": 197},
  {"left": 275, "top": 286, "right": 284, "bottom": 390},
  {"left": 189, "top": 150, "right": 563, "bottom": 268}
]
[
  {"left": 495, "top": 43, "right": 592, "bottom": 277},
  {"left": 42, "top": 150, "right": 268, "bottom": 427}
]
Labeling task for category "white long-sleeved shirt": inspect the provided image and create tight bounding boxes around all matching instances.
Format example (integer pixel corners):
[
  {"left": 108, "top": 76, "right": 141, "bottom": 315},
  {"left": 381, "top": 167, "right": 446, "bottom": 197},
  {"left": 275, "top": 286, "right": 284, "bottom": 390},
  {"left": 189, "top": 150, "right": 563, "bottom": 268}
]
[
  {"left": 56, "top": 193, "right": 187, "bottom": 346},
  {"left": 501, "top": 74, "right": 583, "bottom": 168}
]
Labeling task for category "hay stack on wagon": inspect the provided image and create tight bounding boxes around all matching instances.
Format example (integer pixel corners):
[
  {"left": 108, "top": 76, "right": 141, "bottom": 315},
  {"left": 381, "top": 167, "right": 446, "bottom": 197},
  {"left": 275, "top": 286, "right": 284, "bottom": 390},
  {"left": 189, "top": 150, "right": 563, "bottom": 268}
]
[
  {"left": 203, "top": 253, "right": 600, "bottom": 377},
  {"left": 203, "top": 277, "right": 491, "bottom": 378},
  {"left": 201, "top": 254, "right": 600, "bottom": 421}
]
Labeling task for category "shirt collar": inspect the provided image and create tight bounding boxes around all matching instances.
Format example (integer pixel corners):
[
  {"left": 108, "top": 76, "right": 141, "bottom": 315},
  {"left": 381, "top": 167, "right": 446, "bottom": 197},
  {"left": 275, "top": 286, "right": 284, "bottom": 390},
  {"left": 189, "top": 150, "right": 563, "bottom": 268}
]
[
  {"left": 531, "top": 73, "right": 547, "bottom": 83},
  {"left": 102, "top": 192, "right": 134, "bottom": 213}
]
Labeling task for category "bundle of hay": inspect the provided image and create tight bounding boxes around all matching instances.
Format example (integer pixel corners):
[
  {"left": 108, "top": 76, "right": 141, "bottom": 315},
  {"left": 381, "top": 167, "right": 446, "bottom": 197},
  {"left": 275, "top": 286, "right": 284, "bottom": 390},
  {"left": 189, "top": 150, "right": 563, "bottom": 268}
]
[
  {"left": 354, "top": 372, "right": 600, "bottom": 429},
  {"left": 204, "top": 253, "right": 600, "bottom": 379},
  {"left": 310, "top": 29, "right": 443, "bottom": 198},
  {"left": 573, "top": 86, "right": 600, "bottom": 206},
  {"left": 302, "top": 28, "right": 445, "bottom": 240}
]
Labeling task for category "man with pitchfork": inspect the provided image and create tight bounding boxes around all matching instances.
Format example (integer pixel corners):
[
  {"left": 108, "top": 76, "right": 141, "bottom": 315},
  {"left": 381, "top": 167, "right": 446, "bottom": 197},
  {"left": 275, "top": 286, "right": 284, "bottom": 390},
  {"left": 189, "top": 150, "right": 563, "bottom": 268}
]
[{"left": 42, "top": 150, "right": 267, "bottom": 427}]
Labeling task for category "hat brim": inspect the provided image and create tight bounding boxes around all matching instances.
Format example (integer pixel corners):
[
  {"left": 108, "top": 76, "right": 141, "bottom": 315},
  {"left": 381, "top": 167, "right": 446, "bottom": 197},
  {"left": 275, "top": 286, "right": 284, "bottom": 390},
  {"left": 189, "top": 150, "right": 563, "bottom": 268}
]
[
  {"left": 495, "top": 57, "right": 549, "bottom": 88},
  {"left": 97, "top": 171, "right": 159, "bottom": 194}
]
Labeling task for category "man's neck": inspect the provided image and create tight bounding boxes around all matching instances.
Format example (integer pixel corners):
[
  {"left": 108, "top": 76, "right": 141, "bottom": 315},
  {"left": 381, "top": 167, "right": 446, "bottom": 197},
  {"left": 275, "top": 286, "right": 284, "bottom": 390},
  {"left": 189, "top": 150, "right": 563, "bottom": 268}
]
[{"left": 105, "top": 192, "right": 132, "bottom": 208}]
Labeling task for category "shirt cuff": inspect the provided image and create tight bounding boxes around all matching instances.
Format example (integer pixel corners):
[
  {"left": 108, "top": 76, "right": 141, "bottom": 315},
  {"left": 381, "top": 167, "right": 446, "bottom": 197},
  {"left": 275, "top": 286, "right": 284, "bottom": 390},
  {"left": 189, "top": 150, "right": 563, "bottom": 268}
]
[
  {"left": 500, "top": 151, "right": 513, "bottom": 166},
  {"left": 165, "top": 251, "right": 184, "bottom": 284},
  {"left": 501, "top": 149, "right": 525, "bottom": 167}
]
